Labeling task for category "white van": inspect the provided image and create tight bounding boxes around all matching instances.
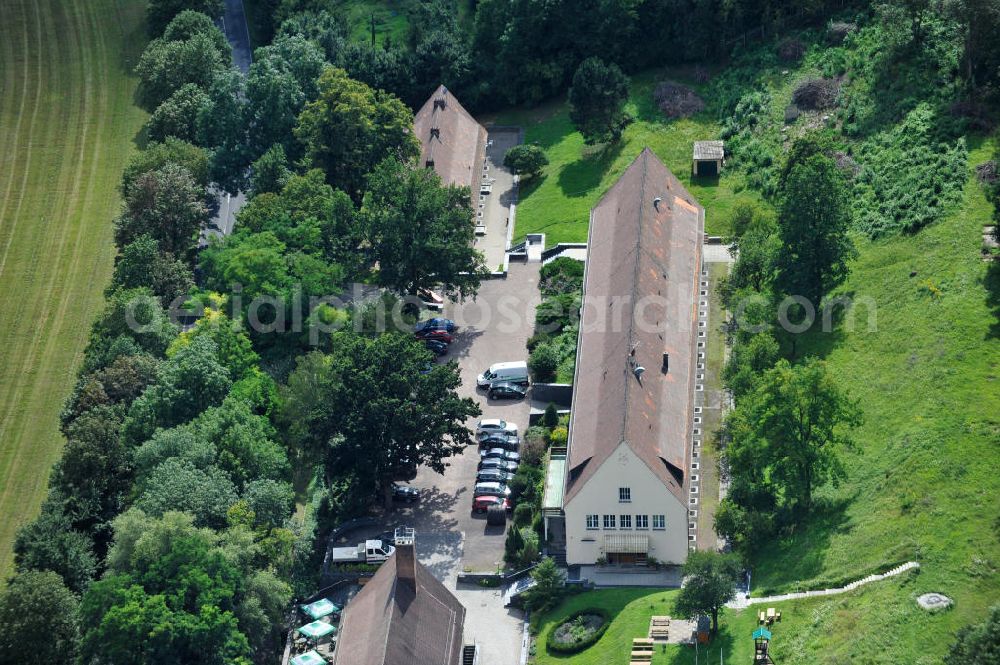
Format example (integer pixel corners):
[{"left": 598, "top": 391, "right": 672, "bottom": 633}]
[{"left": 477, "top": 361, "right": 529, "bottom": 388}]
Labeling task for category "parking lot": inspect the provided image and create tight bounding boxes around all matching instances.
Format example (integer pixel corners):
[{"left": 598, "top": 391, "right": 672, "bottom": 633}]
[{"left": 389, "top": 263, "right": 540, "bottom": 664}]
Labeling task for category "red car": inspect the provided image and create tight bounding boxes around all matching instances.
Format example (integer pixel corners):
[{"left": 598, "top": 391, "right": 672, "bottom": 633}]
[
  {"left": 415, "top": 329, "right": 454, "bottom": 344},
  {"left": 472, "top": 495, "right": 510, "bottom": 514}
]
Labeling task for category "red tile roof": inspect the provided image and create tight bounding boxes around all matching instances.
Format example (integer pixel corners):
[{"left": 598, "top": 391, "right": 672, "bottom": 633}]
[
  {"left": 565, "top": 148, "right": 703, "bottom": 506},
  {"left": 332, "top": 545, "right": 465, "bottom": 665},
  {"left": 413, "top": 85, "right": 487, "bottom": 194}
]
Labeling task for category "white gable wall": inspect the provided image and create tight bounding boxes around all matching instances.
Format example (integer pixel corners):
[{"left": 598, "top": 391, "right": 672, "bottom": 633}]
[{"left": 564, "top": 441, "right": 689, "bottom": 566}]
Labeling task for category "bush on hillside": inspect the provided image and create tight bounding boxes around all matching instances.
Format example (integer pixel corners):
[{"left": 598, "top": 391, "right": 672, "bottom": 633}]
[
  {"left": 777, "top": 37, "right": 806, "bottom": 62},
  {"left": 653, "top": 81, "right": 705, "bottom": 118},
  {"left": 792, "top": 77, "right": 841, "bottom": 110}
]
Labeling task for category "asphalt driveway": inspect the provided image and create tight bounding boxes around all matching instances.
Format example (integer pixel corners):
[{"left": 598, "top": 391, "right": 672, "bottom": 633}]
[{"left": 401, "top": 262, "right": 540, "bottom": 576}]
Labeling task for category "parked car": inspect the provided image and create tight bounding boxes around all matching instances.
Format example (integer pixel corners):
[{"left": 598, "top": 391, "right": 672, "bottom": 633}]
[
  {"left": 415, "top": 318, "right": 456, "bottom": 333},
  {"left": 477, "top": 361, "right": 529, "bottom": 388},
  {"left": 415, "top": 329, "right": 454, "bottom": 344},
  {"left": 489, "top": 381, "right": 527, "bottom": 400},
  {"left": 391, "top": 484, "right": 420, "bottom": 503},
  {"left": 476, "top": 469, "right": 513, "bottom": 484},
  {"left": 480, "top": 448, "right": 521, "bottom": 463},
  {"left": 423, "top": 339, "right": 448, "bottom": 356},
  {"left": 472, "top": 495, "right": 511, "bottom": 513},
  {"left": 476, "top": 418, "right": 518, "bottom": 436},
  {"left": 478, "top": 458, "right": 518, "bottom": 473},
  {"left": 473, "top": 481, "right": 511, "bottom": 497},
  {"left": 478, "top": 433, "right": 520, "bottom": 451}
]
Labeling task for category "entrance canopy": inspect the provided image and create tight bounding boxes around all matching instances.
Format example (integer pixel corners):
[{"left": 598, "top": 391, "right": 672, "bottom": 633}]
[
  {"left": 291, "top": 651, "right": 326, "bottom": 665},
  {"left": 301, "top": 598, "right": 339, "bottom": 620},
  {"left": 604, "top": 533, "right": 649, "bottom": 554},
  {"left": 298, "top": 621, "right": 337, "bottom": 639}
]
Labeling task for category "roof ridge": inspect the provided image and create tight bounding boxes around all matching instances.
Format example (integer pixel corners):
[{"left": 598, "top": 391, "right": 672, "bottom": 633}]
[{"left": 620, "top": 149, "right": 649, "bottom": 447}]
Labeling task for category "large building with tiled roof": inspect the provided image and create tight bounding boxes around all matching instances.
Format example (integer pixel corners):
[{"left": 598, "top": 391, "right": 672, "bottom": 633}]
[{"left": 545, "top": 148, "right": 703, "bottom": 567}]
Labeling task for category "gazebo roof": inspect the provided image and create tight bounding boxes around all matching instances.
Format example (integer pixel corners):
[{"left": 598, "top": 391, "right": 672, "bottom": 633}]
[
  {"left": 291, "top": 651, "right": 327, "bottom": 665},
  {"left": 301, "top": 598, "right": 339, "bottom": 620},
  {"left": 693, "top": 140, "right": 725, "bottom": 161},
  {"left": 298, "top": 621, "right": 337, "bottom": 639}
]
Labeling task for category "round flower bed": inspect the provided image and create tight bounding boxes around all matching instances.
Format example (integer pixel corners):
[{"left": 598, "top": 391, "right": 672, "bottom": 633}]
[{"left": 546, "top": 608, "right": 611, "bottom": 654}]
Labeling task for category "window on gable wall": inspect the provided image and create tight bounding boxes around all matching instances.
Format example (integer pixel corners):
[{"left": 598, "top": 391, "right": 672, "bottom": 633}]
[
  {"left": 603, "top": 514, "right": 616, "bottom": 529},
  {"left": 619, "top": 487, "right": 631, "bottom": 503}
]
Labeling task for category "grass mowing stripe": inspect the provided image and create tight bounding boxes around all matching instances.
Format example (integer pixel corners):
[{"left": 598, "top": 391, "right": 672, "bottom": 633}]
[
  {"left": 0, "top": 0, "right": 147, "bottom": 579},
  {"left": 0, "top": 0, "right": 41, "bottom": 278}
]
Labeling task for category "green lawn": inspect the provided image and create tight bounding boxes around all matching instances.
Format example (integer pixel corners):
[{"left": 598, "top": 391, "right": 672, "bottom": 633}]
[
  {"left": 745, "top": 137, "right": 1000, "bottom": 657},
  {"left": 493, "top": 71, "right": 763, "bottom": 246},
  {"left": 0, "top": 0, "right": 148, "bottom": 580},
  {"left": 532, "top": 573, "right": 948, "bottom": 665}
]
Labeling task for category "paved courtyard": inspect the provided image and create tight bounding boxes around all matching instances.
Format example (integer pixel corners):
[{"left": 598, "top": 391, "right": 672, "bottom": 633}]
[
  {"left": 474, "top": 128, "right": 520, "bottom": 271},
  {"left": 385, "top": 263, "right": 542, "bottom": 665}
]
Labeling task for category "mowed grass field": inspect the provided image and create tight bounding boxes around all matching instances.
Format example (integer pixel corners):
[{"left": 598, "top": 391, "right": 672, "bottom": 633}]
[
  {"left": 492, "top": 71, "right": 764, "bottom": 246},
  {"left": 0, "top": 0, "right": 147, "bottom": 579}
]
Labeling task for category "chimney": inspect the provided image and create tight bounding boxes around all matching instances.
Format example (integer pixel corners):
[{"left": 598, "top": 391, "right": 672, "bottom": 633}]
[
  {"left": 662, "top": 353, "right": 669, "bottom": 373},
  {"left": 394, "top": 527, "right": 416, "bottom": 588}
]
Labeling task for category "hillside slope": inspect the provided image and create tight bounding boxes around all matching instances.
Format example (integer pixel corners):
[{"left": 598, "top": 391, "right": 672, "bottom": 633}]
[
  {"left": 747, "top": 137, "right": 1000, "bottom": 661},
  {"left": 0, "top": 0, "right": 147, "bottom": 578}
]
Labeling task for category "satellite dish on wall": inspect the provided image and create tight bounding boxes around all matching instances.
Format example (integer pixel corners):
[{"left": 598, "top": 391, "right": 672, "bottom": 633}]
[{"left": 634, "top": 366, "right": 646, "bottom": 380}]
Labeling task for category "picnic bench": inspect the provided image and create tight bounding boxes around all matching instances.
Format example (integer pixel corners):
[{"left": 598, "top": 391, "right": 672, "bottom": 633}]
[{"left": 649, "top": 615, "right": 670, "bottom": 640}]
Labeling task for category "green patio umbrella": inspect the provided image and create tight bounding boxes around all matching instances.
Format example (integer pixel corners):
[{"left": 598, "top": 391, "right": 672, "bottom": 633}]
[
  {"left": 290, "top": 650, "right": 326, "bottom": 665},
  {"left": 301, "top": 598, "right": 339, "bottom": 620},
  {"left": 298, "top": 621, "right": 337, "bottom": 640}
]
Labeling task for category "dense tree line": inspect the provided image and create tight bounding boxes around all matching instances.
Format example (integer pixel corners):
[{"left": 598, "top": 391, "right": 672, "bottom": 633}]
[
  {"left": 714, "top": 137, "right": 862, "bottom": 555},
  {"left": 0, "top": 2, "right": 490, "bottom": 663}
]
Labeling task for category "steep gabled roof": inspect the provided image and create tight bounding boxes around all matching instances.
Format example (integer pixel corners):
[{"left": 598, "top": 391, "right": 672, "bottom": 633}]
[
  {"left": 413, "top": 85, "right": 487, "bottom": 193},
  {"left": 564, "top": 148, "right": 703, "bottom": 506},
  {"left": 332, "top": 550, "right": 465, "bottom": 665}
]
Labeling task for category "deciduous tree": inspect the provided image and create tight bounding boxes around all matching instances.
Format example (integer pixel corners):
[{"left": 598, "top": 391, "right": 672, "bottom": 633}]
[
  {"left": 776, "top": 154, "right": 855, "bottom": 307},
  {"left": 675, "top": 550, "right": 742, "bottom": 633},
  {"left": 147, "top": 0, "right": 223, "bottom": 36},
  {"left": 503, "top": 144, "right": 549, "bottom": 177},
  {"left": 279, "top": 336, "right": 480, "bottom": 506},
  {"left": 295, "top": 67, "right": 419, "bottom": 199},
  {"left": 0, "top": 571, "right": 80, "bottom": 664},
  {"left": 114, "top": 163, "right": 209, "bottom": 258},
  {"left": 362, "top": 157, "right": 487, "bottom": 298}
]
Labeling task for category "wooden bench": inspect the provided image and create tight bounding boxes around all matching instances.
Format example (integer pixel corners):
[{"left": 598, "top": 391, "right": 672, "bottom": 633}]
[
  {"left": 632, "top": 638, "right": 654, "bottom": 649},
  {"left": 629, "top": 651, "right": 652, "bottom": 662}
]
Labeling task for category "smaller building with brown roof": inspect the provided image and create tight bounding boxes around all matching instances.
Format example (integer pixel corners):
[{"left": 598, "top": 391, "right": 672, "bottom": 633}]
[
  {"left": 413, "top": 85, "right": 488, "bottom": 196},
  {"left": 333, "top": 529, "right": 467, "bottom": 665}
]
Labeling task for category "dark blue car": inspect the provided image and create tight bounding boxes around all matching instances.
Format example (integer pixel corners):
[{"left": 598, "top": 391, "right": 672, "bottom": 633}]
[{"left": 415, "top": 318, "right": 456, "bottom": 333}]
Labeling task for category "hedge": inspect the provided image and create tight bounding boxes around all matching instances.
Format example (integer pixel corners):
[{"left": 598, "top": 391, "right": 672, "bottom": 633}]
[{"left": 545, "top": 607, "right": 612, "bottom": 654}]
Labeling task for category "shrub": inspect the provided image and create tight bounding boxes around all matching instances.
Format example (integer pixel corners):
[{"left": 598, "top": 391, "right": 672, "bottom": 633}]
[
  {"left": 539, "top": 257, "right": 585, "bottom": 296},
  {"left": 546, "top": 608, "right": 612, "bottom": 654},
  {"left": 549, "top": 426, "right": 568, "bottom": 447},
  {"left": 529, "top": 343, "right": 559, "bottom": 382},
  {"left": 777, "top": 37, "right": 805, "bottom": 62},
  {"left": 513, "top": 502, "right": 534, "bottom": 527},
  {"left": 504, "top": 144, "right": 549, "bottom": 177},
  {"left": 653, "top": 81, "right": 705, "bottom": 118},
  {"left": 542, "top": 403, "right": 559, "bottom": 429},
  {"left": 792, "top": 77, "right": 841, "bottom": 110}
]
